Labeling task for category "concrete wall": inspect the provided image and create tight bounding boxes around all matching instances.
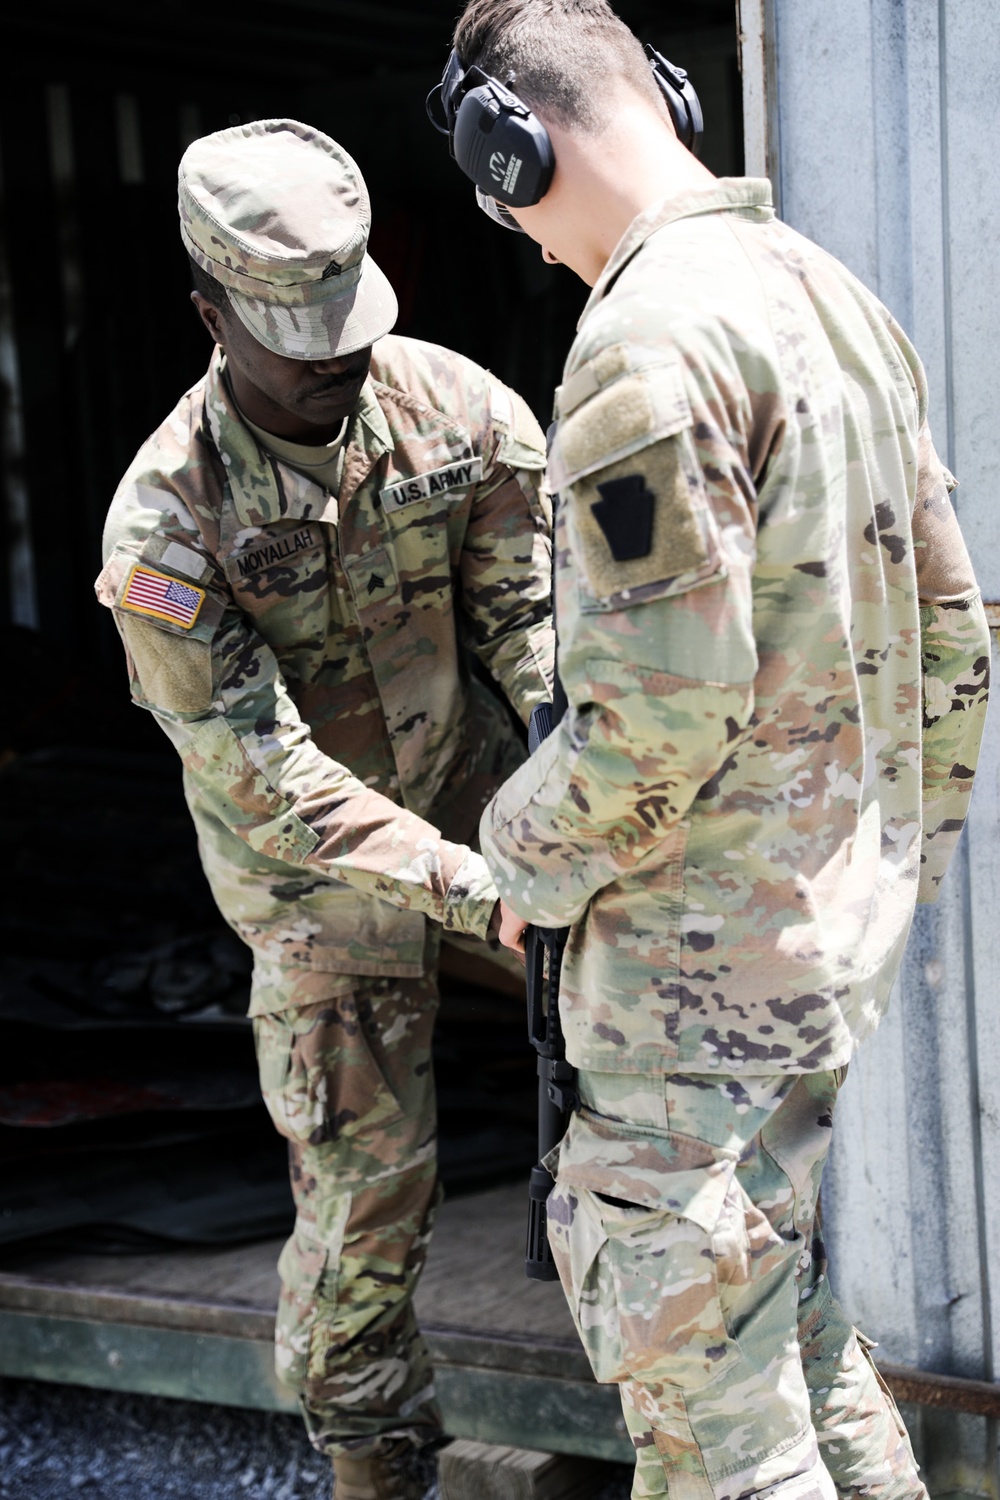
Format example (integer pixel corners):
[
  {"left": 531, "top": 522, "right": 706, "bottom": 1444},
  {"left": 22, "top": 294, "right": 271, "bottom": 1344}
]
[{"left": 752, "top": 1, "right": 1000, "bottom": 1493}]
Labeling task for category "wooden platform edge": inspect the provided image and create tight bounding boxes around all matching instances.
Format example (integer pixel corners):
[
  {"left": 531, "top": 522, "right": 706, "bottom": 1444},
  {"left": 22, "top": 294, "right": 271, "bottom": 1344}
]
[
  {"left": 0, "top": 1271, "right": 592, "bottom": 1381},
  {"left": 0, "top": 1272, "right": 275, "bottom": 1341},
  {"left": 0, "top": 1306, "right": 296, "bottom": 1414},
  {"left": 0, "top": 1307, "right": 634, "bottom": 1464}
]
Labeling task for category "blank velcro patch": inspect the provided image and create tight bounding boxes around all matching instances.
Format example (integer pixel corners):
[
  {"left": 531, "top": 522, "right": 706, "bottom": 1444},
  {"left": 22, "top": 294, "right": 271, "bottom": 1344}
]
[
  {"left": 121, "top": 614, "right": 213, "bottom": 714},
  {"left": 553, "top": 363, "right": 693, "bottom": 488}
]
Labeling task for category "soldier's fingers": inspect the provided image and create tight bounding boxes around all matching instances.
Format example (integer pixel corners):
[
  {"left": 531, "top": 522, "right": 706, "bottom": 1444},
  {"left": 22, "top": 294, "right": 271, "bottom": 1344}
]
[{"left": 498, "top": 902, "right": 528, "bottom": 958}]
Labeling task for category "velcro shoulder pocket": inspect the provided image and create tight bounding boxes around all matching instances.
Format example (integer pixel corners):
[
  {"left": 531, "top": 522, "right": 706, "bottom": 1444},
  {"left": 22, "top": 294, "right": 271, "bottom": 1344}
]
[
  {"left": 100, "top": 541, "right": 225, "bottom": 641},
  {"left": 551, "top": 359, "right": 725, "bottom": 612},
  {"left": 99, "top": 543, "right": 227, "bottom": 714}
]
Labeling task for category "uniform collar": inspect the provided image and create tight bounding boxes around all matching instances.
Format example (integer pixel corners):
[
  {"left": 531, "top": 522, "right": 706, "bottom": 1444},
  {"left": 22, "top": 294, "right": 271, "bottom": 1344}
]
[
  {"left": 352, "top": 374, "right": 393, "bottom": 454},
  {"left": 204, "top": 348, "right": 281, "bottom": 526},
  {"left": 203, "top": 347, "right": 392, "bottom": 526},
  {"left": 581, "top": 177, "right": 774, "bottom": 324}
]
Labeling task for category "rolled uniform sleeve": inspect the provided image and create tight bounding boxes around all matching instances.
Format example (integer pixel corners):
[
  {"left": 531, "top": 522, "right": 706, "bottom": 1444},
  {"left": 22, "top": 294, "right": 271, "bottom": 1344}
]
[
  {"left": 97, "top": 495, "right": 498, "bottom": 941},
  {"left": 480, "top": 348, "right": 757, "bottom": 926},
  {"left": 460, "top": 380, "right": 554, "bottom": 723}
]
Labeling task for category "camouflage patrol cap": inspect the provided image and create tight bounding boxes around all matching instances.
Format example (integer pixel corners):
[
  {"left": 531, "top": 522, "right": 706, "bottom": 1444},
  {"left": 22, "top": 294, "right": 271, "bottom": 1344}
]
[{"left": 178, "top": 118, "right": 398, "bottom": 360}]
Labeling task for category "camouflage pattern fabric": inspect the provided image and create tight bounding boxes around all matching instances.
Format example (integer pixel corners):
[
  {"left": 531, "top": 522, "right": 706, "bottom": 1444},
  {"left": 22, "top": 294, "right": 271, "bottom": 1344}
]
[
  {"left": 96, "top": 331, "right": 554, "bottom": 1453},
  {"left": 477, "top": 176, "right": 986, "bottom": 1496},
  {"left": 480, "top": 178, "right": 989, "bottom": 1078},
  {"left": 546, "top": 1069, "right": 927, "bottom": 1500},
  {"left": 178, "top": 120, "right": 399, "bottom": 363},
  {"left": 254, "top": 973, "right": 443, "bottom": 1454},
  {"left": 96, "top": 335, "right": 553, "bottom": 1004}
]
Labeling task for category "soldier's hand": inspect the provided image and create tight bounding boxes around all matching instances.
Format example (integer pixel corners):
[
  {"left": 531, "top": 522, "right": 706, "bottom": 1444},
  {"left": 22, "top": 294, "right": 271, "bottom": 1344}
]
[{"left": 497, "top": 900, "right": 528, "bottom": 958}]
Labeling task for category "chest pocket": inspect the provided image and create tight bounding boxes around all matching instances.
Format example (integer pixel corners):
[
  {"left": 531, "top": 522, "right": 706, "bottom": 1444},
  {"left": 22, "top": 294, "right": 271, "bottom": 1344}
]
[{"left": 223, "top": 520, "right": 337, "bottom": 666}]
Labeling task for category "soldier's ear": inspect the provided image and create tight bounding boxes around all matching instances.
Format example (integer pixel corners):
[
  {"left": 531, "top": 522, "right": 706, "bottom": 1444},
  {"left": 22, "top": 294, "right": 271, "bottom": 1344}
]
[{"left": 191, "top": 291, "right": 226, "bottom": 347}]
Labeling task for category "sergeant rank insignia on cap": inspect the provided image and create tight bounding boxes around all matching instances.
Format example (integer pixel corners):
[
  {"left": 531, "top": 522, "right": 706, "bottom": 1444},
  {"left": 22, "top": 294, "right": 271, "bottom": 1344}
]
[{"left": 120, "top": 564, "right": 206, "bottom": 628}]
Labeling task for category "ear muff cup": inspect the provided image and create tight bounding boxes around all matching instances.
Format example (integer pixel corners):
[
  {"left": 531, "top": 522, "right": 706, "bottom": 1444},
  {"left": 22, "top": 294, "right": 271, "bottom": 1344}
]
[
  {"left": 428, "top": 47, "right": 703, "bottom": 204},
  {"left": 451, "top": 82, "right": 556, "bottom": 207},
  {"left": 646, "top": 45, "right": 704, "bottom": 154}
]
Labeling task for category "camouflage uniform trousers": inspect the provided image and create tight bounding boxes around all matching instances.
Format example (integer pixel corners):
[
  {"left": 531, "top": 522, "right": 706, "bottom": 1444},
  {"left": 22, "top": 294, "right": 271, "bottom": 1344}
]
[
  {"left": 253, "top": 972, "right": 443, "bottom": 1458},
  {"left": 546, "top": 1069, "right": 927, "bottom": 1500}
]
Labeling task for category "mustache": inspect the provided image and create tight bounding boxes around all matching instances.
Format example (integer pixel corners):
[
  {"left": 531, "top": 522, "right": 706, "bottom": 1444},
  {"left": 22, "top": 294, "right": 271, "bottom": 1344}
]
[{"left": 304, "top": 354, "right": 371, "bottom": 395}]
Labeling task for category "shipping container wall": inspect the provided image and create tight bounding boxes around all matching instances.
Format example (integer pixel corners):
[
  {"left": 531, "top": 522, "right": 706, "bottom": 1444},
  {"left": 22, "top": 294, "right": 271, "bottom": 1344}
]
[{"left": 763, "top": 1, "right": 1000, "bottom": 1495}]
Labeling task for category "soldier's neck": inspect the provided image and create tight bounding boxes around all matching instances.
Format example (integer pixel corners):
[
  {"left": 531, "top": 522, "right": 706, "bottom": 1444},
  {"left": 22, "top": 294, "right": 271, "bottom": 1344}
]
[
  {"left": 224, "top": 362, "right": 349, "bottom": 446},
  {"left": 533, "top": 101, "right": 718, "bottom": 285}
]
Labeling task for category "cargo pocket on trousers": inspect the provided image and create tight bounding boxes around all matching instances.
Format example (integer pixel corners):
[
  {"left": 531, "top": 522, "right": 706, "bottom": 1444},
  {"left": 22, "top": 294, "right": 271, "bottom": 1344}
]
[
  {"left": 254, "top": 1000, "right": 405, "bottom": 1146},
  {"left": 547, "top": 1121, "right": 742, "bottom": 1390}
]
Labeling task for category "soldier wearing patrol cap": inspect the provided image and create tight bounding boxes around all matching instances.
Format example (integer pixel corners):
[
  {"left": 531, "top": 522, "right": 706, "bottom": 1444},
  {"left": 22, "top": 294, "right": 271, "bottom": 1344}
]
[
  {"left": 96, "top": 118, "right": 554, "bottom": 1499},
  {"left": 432, "top": 4, "right": 991, "bottom": 1500}
]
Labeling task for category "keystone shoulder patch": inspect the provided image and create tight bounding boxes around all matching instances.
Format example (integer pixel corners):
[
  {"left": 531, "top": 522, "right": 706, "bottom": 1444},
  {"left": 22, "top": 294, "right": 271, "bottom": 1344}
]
[
  {"left": 592, "top": 474, "right": 655, "bottom": 561},
  {"left": 380, "top": 458, "right": 483, "bottom": 512},
  {"left": 120, "top": 564, "right": 205, "bottom": 629}
]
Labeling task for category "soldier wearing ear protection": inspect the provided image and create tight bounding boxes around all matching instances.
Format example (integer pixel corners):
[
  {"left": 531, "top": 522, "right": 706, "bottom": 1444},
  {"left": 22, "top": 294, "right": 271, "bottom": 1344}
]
[
  {"left": 427, "top": 39, "right": 702, "bottom": 230},
  {"left": 431, "top": 5, "right": 988, "bottom": 1500}
]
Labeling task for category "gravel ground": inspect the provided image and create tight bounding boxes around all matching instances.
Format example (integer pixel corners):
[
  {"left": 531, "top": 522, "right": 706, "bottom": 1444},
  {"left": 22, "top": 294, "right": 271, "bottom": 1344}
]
[{"left": 0, "top": 1379, "right": 634, "bottom": 1500}]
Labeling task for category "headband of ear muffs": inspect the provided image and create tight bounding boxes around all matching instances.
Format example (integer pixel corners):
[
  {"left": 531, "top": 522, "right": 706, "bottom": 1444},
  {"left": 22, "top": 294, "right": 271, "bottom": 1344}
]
[{"left": 426, "top": 43, "right": 704, "bottom": 210}]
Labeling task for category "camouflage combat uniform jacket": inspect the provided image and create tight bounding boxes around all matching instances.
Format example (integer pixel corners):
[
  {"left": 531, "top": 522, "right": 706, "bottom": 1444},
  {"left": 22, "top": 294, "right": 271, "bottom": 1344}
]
[
  {"left": 481, "top": 178, "right": 989, "bottom": 1076},
  {"left": 98, "top": 336, "right": 553, "bottom": 1008}
]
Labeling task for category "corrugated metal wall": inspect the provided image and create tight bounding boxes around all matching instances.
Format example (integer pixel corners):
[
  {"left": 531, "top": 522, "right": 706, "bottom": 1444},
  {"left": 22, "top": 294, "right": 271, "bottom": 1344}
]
[{"left": 761, "top": 2, "right": 999, "bottom": 1495}]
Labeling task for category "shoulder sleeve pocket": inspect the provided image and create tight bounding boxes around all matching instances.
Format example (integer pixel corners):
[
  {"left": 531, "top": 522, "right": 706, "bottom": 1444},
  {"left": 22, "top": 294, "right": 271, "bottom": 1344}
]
[
  {"left": 551, "top": 361, "right": 726, "bottom": 612},
  {"left": 100, "top": 542, "right": 227, "bottom": 715},
  {"left": 99, "top": 542, "right": 224, "bottom": 638},
  {"left": 118, "top": 613, "right": 214, "bottom": 715}
]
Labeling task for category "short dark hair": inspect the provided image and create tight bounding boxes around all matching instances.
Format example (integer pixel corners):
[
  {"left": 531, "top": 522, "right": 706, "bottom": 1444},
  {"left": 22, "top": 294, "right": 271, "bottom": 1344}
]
[
  {"left": 453, "top": 0, "right": 663, "bottom": 133},
  {"left": 189, "top": 256, "right": 230, "bottom": 315}
]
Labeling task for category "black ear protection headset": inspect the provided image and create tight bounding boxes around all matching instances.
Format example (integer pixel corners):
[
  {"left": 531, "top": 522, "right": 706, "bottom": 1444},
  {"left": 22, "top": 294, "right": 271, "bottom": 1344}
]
[{"left": 426, "top": 44, "right": 703, "bottom": 222}]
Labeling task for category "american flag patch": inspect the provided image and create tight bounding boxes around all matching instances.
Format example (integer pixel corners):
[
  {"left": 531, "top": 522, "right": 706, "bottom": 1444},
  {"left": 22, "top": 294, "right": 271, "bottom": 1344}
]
[{"left": 120, "top": 564, "right": 205, "bottom": 629}]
